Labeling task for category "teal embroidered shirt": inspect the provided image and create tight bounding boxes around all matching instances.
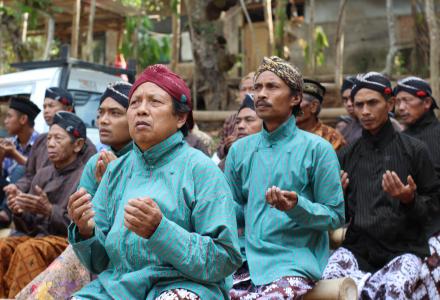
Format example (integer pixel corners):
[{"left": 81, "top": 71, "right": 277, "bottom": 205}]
[
  {"left": 69, "top": 131, "right": 242, "bottom": 299},
  {"left": 225, "top": 116, "right": 345, "bottom": 285}
]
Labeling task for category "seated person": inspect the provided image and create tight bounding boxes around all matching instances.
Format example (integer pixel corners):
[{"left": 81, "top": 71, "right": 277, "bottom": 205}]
[
  {"left": 296, "top": 79, "right": 346, "bottom": 150},
  {"left": 14, "top": 81, "right": 134, "bottom": 300},
  {"left": 68, "top": 65, "right": 242, "bottom": 299},
  {"left": 226, "top": 56, "right": 345, "bottom": 299},
  {"left": 0, "top": 97, "right": 40, "bottom": 226},
  {"left": 216, "top": 72, "right": 255, "bottom": 161},
  {"left": 218, "top": 94, "right": 262, "bottom": 171},
  {"left": 0, "top": 112, "right": 87, "bottom": 298},
  {"left": 394, "top": 77, "right": 440, "bottom": 299},
  {"left": 323, "top": 72, "right": 440, "bottom": 299},
  {"left": 4, "top": 87, "right": 96, "bottom": 196}
]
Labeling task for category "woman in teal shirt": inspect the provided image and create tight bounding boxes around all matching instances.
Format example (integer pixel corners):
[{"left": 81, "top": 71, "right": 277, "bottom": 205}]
[{"left": 68, "top": 65, "right": 241, "bottom": 300}]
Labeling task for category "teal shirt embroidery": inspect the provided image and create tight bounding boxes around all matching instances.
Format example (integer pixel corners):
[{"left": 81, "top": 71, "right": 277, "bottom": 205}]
[
  {"left": 69, "top": 131, "right": 242, "bottom": 299},
  {"left": 79, "top": 141, "right": 133, "bottom": 197},
  {"left": 225, "top": 116, "right": 345, "bottom": 285}
]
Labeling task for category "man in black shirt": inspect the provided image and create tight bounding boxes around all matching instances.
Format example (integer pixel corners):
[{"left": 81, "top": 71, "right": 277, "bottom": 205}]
[
  {"left": 395, "top": 76, "right": 440, "bottom": 299},
  {"left": 322, "top": 72, "right": 440, "bottom": 299}
]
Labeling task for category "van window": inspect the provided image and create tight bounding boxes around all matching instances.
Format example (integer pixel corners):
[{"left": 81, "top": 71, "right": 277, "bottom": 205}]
[{"left": 70, "top": 90, "right": 100, "bottom": 128}]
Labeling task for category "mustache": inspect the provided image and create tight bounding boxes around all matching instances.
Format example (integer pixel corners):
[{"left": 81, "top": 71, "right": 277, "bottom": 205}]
[{"left": 255, "top": 99, "right": 271, "bottom": 107}]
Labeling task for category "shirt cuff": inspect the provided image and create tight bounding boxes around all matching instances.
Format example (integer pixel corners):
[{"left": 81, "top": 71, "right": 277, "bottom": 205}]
[{"left": 68, "top": 222, "right": 96, "bottom": 246}]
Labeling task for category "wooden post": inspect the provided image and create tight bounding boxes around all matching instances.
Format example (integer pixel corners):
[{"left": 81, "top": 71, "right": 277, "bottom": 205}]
[
  {"left": 43, "top": 15, "right": 55, "bottom": 60},
  {"left": 170, "top": 0, "right": 181, "bottom": 71},
  {"left": 21, "top": 12, "right": 29, "bottom": 43},
  {"left": 274, "top": 0, "right": 288, "bottom": 58},
  {"left": 425, "top": 0, "right": 439, "bottom": 105},
  {"left": 85, "top": 0, "right": 96, "bottom": 61},
  {"left": 383, "top": 0, "right": 397, "bottom": 76},
  {"left": 308, "top": 0, "right": 316, "bottom": 74},
  {"left": 71, "top": 0, "right": 81, "bottom": 58},
  {"left": 335, "top": 0, "right": 348, "bottom": 91},
  {"left": 263, "top": 0, "right": 274, "bottom": 55}
]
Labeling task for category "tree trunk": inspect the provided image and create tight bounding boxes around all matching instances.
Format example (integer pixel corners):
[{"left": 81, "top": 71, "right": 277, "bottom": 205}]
[
  {"left": 171, "top": 0, "right": 181, "bottom": 72},
  {"left": 84, "top": 0, "right": 96, "bottom": 61},
  {"left": 308, "top": 0, "right": 316, "bottom": 74},
  {"left": 43, "top": 14, "right": 55, "bottom": 60},
  {"left": 184, "top": 0, "right": 231, "bottom": 110},
  {"left": 21, "top": 12, "right": 28, "bottom": 43},
  {"left": 335, "top": 0, "right": 348, "bottom": 91},
  {"left": 274, "top": 0, "right": 288, "bottom": 58},
  {"left": 263, "top": 0, "right": 274, "bottom": 55},
  {"left": 71, "top": 0, "right": 81, "bottom": 58},
  {"left": 425, "top": 0, "right": 439, "bottom": 104},
  {"left": 383, "top": 0, "right": 398, "bottom": 76}
]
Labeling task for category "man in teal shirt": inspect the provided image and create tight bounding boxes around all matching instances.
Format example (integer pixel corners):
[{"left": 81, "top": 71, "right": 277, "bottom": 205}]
[
  {"left": 226, "top": 56, "right": 345, "bottom": 299},
  {"left": 68, "top": 65, "right": 242, "bottom": 300}
]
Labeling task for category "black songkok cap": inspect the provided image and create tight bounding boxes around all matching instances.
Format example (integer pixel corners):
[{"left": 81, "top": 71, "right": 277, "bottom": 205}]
[
  {"left": 52, "top": 111, "right": 86, "bottom": 140},
  {"left": 45, "top": 87, "right": 74, "bottom": 106},
  {"left": 9, "top": 97, "right": 41, "bottom": 121},
  {"left": 99, "top": 81, "right": 132, "bottom": 109},
  {"left": 394, "top": 76, "right": 438, "bottom": 109},
  {"left": 238, "top": 94, "right": 255, "bottom": 113},
  {"left": 351, "top": 72, "right": 393, "bottom": 100},
  {"left": 303, "top": 79, "right": 326, "bottom": 103},
  {"left": 341, "top": 76, "right": 356, "bottom": 94}
]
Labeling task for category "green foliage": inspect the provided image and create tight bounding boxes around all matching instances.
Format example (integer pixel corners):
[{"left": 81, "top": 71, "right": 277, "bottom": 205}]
[
  {"left": 120, "top": 16, "right": 171, "bottom": 69},
  {"left": 304, "top": 26, "right": 329, "bottom": 67}
]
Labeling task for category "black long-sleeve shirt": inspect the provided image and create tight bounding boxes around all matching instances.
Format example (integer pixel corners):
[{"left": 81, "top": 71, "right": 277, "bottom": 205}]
[{"left": 338, "top": 119, "right": 440, "bottom": 272}]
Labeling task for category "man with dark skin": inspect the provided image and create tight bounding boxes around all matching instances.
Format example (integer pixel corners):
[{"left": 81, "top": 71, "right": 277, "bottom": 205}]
[
  {"left": 394, "top": 76, "right": 440, "bottom": 299},
  {"left": 323, "top": 72, "right": 440, "bottom": 299},
  {"left": 0, "top": 112, "right": 86, "bottom": 298}
]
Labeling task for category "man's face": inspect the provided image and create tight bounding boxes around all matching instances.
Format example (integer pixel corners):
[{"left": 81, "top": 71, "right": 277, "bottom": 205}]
[
  {"left": 296, "top": 94, "right": 319, "bottom": 126},
  {"left": 396, "top": 91, "right": 431, "bottom": 125},
  {"left": 238, "top": 78, "right": 254, "bottom": 102},
  {"left": 127, "top": 82, "right": 187, "bottom": 151},
  {"left": 98, "top": 97, "right": 131, "bottom": 150},
  {"left": 43, "top": 98, "right": 67, "bottom": 125},
  {"left": 235, "top": 107, "right": 263, "bottom": 139},
  {"left": 342, "top": 88, "right": 355, "bottom": 117},
  {"left": 4, "top": 108, "right": 25, "bottom": 135},
  {"left": 353, "top": 88, "right": 394, "bottom": 135},
  {"left": 253, "top": 71, "right": 300, "bottom": 124},
  {"left": 47, "top": 124, "right": 81, "bottom": 167}
]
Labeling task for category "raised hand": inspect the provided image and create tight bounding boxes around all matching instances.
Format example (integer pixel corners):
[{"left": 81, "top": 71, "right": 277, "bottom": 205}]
[
  {"left": 67, "top": 188, "right": 95, "bottom": 239},
  {"left": 382, "top": 170, "right": 416, "bottom": 205},
  {"left": 265, "top": 186, "right": 298, "bottom": 211},
  {"left": 124, "top": 197, "right": 162, "bottom": 238}
]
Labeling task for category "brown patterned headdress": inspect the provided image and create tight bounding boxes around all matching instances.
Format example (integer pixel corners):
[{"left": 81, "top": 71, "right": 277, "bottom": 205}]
[{"left": 254, "top": 56, "right": 303, "bottom": 94}]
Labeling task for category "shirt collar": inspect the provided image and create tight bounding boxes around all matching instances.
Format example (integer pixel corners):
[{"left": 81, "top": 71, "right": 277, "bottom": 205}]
[
  {"left": 261, "top": 115, "right": 297, "bottom": 145},
  {"left": 407, "top": 110, "right": 438, "bottom": 131},
  {"left": 111, "top": 141, "right": 133, "bottom": 158},
  {"left": 361, "top": 118, "right": 395, "bottom": 149},
  {"left": 133, "top": 131, "right": 184, "bottom": 168},
  {"left": 14, "top": 130, "right": 39, "bottom": 152}
]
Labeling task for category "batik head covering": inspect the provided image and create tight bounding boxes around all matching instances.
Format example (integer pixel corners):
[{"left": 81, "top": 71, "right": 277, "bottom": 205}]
[
  {"left": 45, "top": 87, "right": 74, "bottom": 107},
  {"left": 351, "top": 72, "right": 393, "bottom": 100},
  {"left": 303, "top": 79, "right": 326, "bottom": 103},
  {"left": 238, "top": 94, "right": 255, "bottom": 113},
  {"left": 254, "top": 56, "right": 303, "bottom": 94},
  {"left": 128, "top": 64, "right": 193, "bottom": 129},
  {"left": 394, "top": 76, "right": 438, "bottom": 109},
  {"left": 100, "top": 81, "right": 132, "bottom": 109},
  {"left": 340, "top": 76, "right": 355, "bottom": 95},
  {"left": 52, "top": 111, "right": 87, "bottom": 140},
  {"left": 9, "top": 97, "right": 41, "bottom": 121}
]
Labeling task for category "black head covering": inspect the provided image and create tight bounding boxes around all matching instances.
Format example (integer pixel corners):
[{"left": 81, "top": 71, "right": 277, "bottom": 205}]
[
  {"left": 52, "top": 111, "right": 86, "bottom": 140},
  {"left": 238, "top": 94, "right": 255, "bottom": 113},
  {"left": 45, "top": 87, "right": 74, "bottom": 107},
  {"left": 341, "top": 76, "right": 355, "bottom": 94},
  {"left": 351, "top": 72, "right": 393, "bottom": 100},
  {"left": 100, "top": 81, "right": 132, "bottom": 109},
  {"left": 9, "top": 97, "right": 41, "bottom": 121},
  {"left": 303, "top": 79, "right": 326, "bottom": 102},
  {"left": 394, "top": 76, "right": 438, "bottom": 109}
]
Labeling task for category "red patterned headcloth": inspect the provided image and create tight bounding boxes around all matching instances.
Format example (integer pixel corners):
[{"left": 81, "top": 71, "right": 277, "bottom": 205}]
[{"left": 128, "top": 64, "right": 194, "bottom": 129}]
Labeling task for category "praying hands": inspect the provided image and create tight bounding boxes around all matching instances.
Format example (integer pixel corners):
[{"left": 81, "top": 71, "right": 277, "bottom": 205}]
[
  {"left": 124, "top": 197, "right": 162, "bottom": 238},
  {"left": 265, "top": 186, "right": 298, "bottom": 211},
  {"left": 68, "top": 188, "right": 95, "bottom": 239},
  {"left": 382, "top": 170, "right": 417, "bottom": 205},
  {"left": 95, "top": 150, "right": 117, "bottom": 183},
  {"left": 14, "top": 185, "right": 53, "bottom": 216}
]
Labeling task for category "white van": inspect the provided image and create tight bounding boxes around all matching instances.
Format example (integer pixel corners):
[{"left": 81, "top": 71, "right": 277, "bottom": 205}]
[{"left": 0, "top": 52, "right": 135, "bottom": 148}]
